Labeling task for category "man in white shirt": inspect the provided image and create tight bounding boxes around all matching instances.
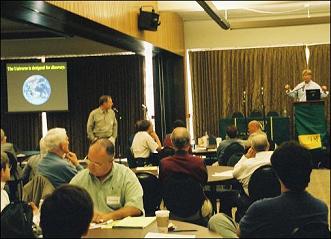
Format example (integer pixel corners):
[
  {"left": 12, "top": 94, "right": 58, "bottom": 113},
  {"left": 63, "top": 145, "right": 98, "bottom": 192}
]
[
  {"left": 233, "top": 133, "right": 273, "bottom": 196},
  {"left": 285, "top": 69, "right": 328, "bottom": 102}
]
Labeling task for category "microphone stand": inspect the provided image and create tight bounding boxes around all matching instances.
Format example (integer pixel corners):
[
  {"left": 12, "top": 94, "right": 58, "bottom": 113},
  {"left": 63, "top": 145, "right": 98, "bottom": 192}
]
[
  {"left": 288, "top": 85, "right": 305, "bottom": 102},
  {"left": 261, "top": 87, "right": 266, "bottom": 132},
  {"left": 243, "top": 91, "right": 248, "bottom": 137},
  {"left": 114, "top": 108, "right": 122, "bottom": 160}
]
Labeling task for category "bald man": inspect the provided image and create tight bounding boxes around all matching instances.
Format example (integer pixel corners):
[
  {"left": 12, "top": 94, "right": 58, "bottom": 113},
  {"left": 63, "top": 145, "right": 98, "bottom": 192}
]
[
  {"left": 70, "top": 138, "right": 143, "bottom": 223},
  {"left": 245, "top": 120, "right": 275, "bottom": 150},
  {"left": 247, "top": 120, "right": 263, "bottom": 136},
  {"left": 233, "top": 133, "right": 273, "bottom": 196},
  {"left": 159, "top": 127, "right": 212, "bottom": 220}
]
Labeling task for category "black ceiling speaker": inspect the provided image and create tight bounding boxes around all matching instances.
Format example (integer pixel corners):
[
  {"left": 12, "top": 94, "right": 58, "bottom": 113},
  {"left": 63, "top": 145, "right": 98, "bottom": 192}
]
[{"left": 138, "top": 7, "right": 161, "bottom": 31}]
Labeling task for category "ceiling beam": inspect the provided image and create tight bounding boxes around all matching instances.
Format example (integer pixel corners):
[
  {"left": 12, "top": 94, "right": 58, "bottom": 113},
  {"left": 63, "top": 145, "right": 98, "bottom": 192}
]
[{"left": 196, "top": 1, "right": 230, "bottom": 30}]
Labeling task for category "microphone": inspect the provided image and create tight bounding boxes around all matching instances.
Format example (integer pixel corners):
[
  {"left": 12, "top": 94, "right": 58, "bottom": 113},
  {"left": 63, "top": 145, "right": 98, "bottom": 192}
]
[
  {"left": 142, "top": 104, "right": 148, "bottom": 111},
  {"left": 113, "top": 107, "right": 118, "bottom": 113}
]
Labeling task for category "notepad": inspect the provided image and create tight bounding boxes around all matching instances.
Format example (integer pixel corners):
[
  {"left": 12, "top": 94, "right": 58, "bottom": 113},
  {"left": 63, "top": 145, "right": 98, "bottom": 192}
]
[
  {"left": 145, "top": 232, "right": 195, "bottom": 238},
  {"left": 113, "top": 216, "right": 156, "bottom": 228},
  {"left": 136, "top": 166, "right": 158, "bottom": 171},
  {"left": 212, "top": 170, "right": 233, "bottom": 177}
]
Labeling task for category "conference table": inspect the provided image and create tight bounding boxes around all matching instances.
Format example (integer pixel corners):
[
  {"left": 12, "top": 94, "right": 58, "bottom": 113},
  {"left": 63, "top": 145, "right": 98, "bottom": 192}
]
[
  {"left": 192, "top": 147, "right": 217, "bottom": 157},
  {"left": 192, "top": 147, "right": 218, "bottom": 165},
  {"left": 84, "top": 219, "right": 220, "bottom": 238},
  {"left": 131, "top": 165, "right": 234, "bottom": 184},
  {"left": 16, "top": 150, "right": 40, "bottom": 167}
]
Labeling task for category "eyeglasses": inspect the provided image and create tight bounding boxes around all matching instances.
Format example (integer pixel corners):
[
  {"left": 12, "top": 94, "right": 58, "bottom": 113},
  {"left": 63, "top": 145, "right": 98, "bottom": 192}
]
[{"left": 85, "top": 158, "right": 104, "bottom": 168}]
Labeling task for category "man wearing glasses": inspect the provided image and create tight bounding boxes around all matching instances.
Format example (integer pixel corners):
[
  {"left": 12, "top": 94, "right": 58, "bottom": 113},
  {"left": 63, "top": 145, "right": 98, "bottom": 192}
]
[{"left": 70, "top": 138, "right": 143, "bottom": 223}]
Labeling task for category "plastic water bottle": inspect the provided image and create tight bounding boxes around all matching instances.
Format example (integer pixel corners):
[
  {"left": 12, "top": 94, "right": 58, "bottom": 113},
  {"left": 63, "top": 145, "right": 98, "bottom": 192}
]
[
  {"left": 205, "top": 132, "right": 209, "bottom": 148},
  {"left": 282, "top": 109, "right": 287, "bottom": 117}
]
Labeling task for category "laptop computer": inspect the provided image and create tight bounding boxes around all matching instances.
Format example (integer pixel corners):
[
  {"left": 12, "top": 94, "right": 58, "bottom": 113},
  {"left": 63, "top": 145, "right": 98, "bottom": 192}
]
[{"left": 306, "top": 89, "right": 321, "bottom": 101}]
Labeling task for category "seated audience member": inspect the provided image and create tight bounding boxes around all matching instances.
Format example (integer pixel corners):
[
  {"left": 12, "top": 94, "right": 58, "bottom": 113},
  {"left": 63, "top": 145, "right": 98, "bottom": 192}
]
[
  {"left": 233, "top": 133, "right": 273, "bottom": 196},
  {"left": 70, "top": 138, "right": 144, "bottom": 223},
  {"left": 217, "top": 125, "right": 244, "bottom": 161},
  {"left": 1, "top": 152, "right": 10, "bottom": 212},
  {"left": 245, "top": 120, "right": 276, "bottom": 150},
  {"left": 159, "top": 127, "right": 212, "bottom": 220},
  {"left": 208, "top": 141, "right": 329, "bottom": 238},
  {"left": 131, "top": 120, "right": 162, "bottom": 167},
  {"left": 22, "top": 138, "right": 47, "bottom": 184},
  {"left": 37, "top": 128, "right": 83, "bottom": 188},
  {"left": 162, "top": 120, "right": 192, "bottom": 153},
  {"left": 40, "top": 184, "right": 93, "bottom": 238},
  {"left": 1, "top": 128, "right": 17, "bottom": 157}
]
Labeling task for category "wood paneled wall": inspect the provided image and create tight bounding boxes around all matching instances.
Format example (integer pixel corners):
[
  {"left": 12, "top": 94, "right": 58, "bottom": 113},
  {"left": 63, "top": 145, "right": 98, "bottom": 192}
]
[{"left": 47, "top": 1, "right": 185, "bottom": 56}]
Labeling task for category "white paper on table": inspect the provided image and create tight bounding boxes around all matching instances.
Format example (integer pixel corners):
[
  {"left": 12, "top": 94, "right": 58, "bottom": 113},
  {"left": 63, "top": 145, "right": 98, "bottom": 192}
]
[
  {"left": 145, "top": 232, "right": 195, "bottom": 238},
  {"left": 89, "top": 219, "right": 114, "bottom": 229},
  {"left": 136, "top": 166, "right": 158, "bottom": 171},
  {"left": 212, "top": 170, "right": 233, "bottom": 177}
]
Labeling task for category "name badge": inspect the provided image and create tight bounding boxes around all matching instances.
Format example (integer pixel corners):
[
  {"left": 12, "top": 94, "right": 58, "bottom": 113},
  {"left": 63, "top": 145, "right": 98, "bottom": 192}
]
[{"left": 107, "top": 196, "right": 120, "bottom": 206}]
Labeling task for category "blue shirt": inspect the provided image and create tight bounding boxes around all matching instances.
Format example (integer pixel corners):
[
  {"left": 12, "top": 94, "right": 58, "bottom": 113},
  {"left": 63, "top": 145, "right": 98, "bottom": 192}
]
[
  {"left": 37, "top": 152, "right": 83, "bottom": 188},
  {"left": 239, "top": 191, "right": 328, "bottom": 238}
]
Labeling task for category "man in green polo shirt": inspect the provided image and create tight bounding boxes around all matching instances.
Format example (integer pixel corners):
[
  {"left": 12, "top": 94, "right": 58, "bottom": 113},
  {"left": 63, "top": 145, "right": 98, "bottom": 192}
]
[
  {"left": 70, "top": 138, "right": 143, "bottom": 223},
  {"left": 87, "top": 95, "right": 118, "bottom": 145}
]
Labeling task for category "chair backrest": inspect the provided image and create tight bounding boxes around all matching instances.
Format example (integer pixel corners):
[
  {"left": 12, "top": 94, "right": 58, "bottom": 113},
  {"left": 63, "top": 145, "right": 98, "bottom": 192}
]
[
  {"left": 291, "top": 222, "right": 330, "bottom": 238},
  {"left": 126, "top": 147, "right": 137, "bottom": 168},
  {"left": 249, "top": 110, "right": 263, "bottom": 117},
  {"left": 4, "top": 151, "right": 23, "bottom": 201},
  {"left": 218, "top": 142, "right": 245, "bottom": 166},
  {"left": 22, "top": 174, "right": 55, "bottom": 206},
  {"left": 266, "top": 111, "right": 279, "bottom": 117},
  {"left": 136, "top": 172, "right": 162, "bottom": 216},
  {"left": 248, "top": 165, "right": 281, "bottom": 202},
  {"left": 4, "top": 151, "right": 19, "bottom": 180},
  {"left": 162, "top": 173, "right": 205, "bottom": 218},
  {"left": 232, "top": 111, "right": 244, "bottom": 118},
  {"left": 227, "top": 152, "right": 243, "bottom": 167},
  {"left": 158, "top": 147, "right": 175, "bottom": 161}
]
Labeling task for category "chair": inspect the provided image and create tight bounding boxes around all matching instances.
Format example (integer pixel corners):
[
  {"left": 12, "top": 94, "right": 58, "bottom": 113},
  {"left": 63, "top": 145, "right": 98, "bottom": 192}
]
[
  {"left": 267, "top": 111, "right": 279, "bottom": 117},
  {"left": 158, "top": 147, "right": 175, "bottom": 161},
  {"left": 231, "top": 112, "right": 244, "bottom": 118},
  {"left": 161, "top": 173, "right": 206, "bottom": 225},
  {"left": 22, "top": 174, "right": 55, "bottom": 207},
  {"left": 249, "top": 110, "right": 263, "bottom": 118},
  {"left": 126, "top": 147, "right": 137, "bottom": 168},
  {"left": 291, "top": 222, "right": 330, "bottom": 238},
  {"left": 235, "top": 165, "right": 281, "bottom": 222},
  {"left": 227, "top": 152, "right": 243, "bottom": 167},
  {"left": 248, "top": 165, "right": 280, "bottom": 202},
  {"left": 4, "top": 151, "right": 22, "bottom": 201},
  {"left": 218, "top": 142, "right": 245, "bottom": 166},
  {"left": 136, "top": 172, "right": 162, "bottom": 216}
]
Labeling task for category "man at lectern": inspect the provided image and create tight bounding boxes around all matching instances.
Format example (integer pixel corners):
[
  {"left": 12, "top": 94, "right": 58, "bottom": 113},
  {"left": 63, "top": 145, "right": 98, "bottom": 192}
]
[{"left": 284, "top": 69, "right": 329, "bottom": 102}]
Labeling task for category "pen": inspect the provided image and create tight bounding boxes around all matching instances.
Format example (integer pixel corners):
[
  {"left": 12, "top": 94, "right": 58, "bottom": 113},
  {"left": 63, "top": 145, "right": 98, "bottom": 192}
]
[{"left": 171, "top": 229, "right": 198, "bottom": 232}]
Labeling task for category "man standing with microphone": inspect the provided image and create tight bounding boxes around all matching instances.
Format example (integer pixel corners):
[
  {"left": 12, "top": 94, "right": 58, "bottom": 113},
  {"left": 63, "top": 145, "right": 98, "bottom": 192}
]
[
  {"left": 285, "top": 69, "right": 328, "bottom": 101},
  {"left": 87, "top": 95, "right": 118, "bottom": 145}
]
